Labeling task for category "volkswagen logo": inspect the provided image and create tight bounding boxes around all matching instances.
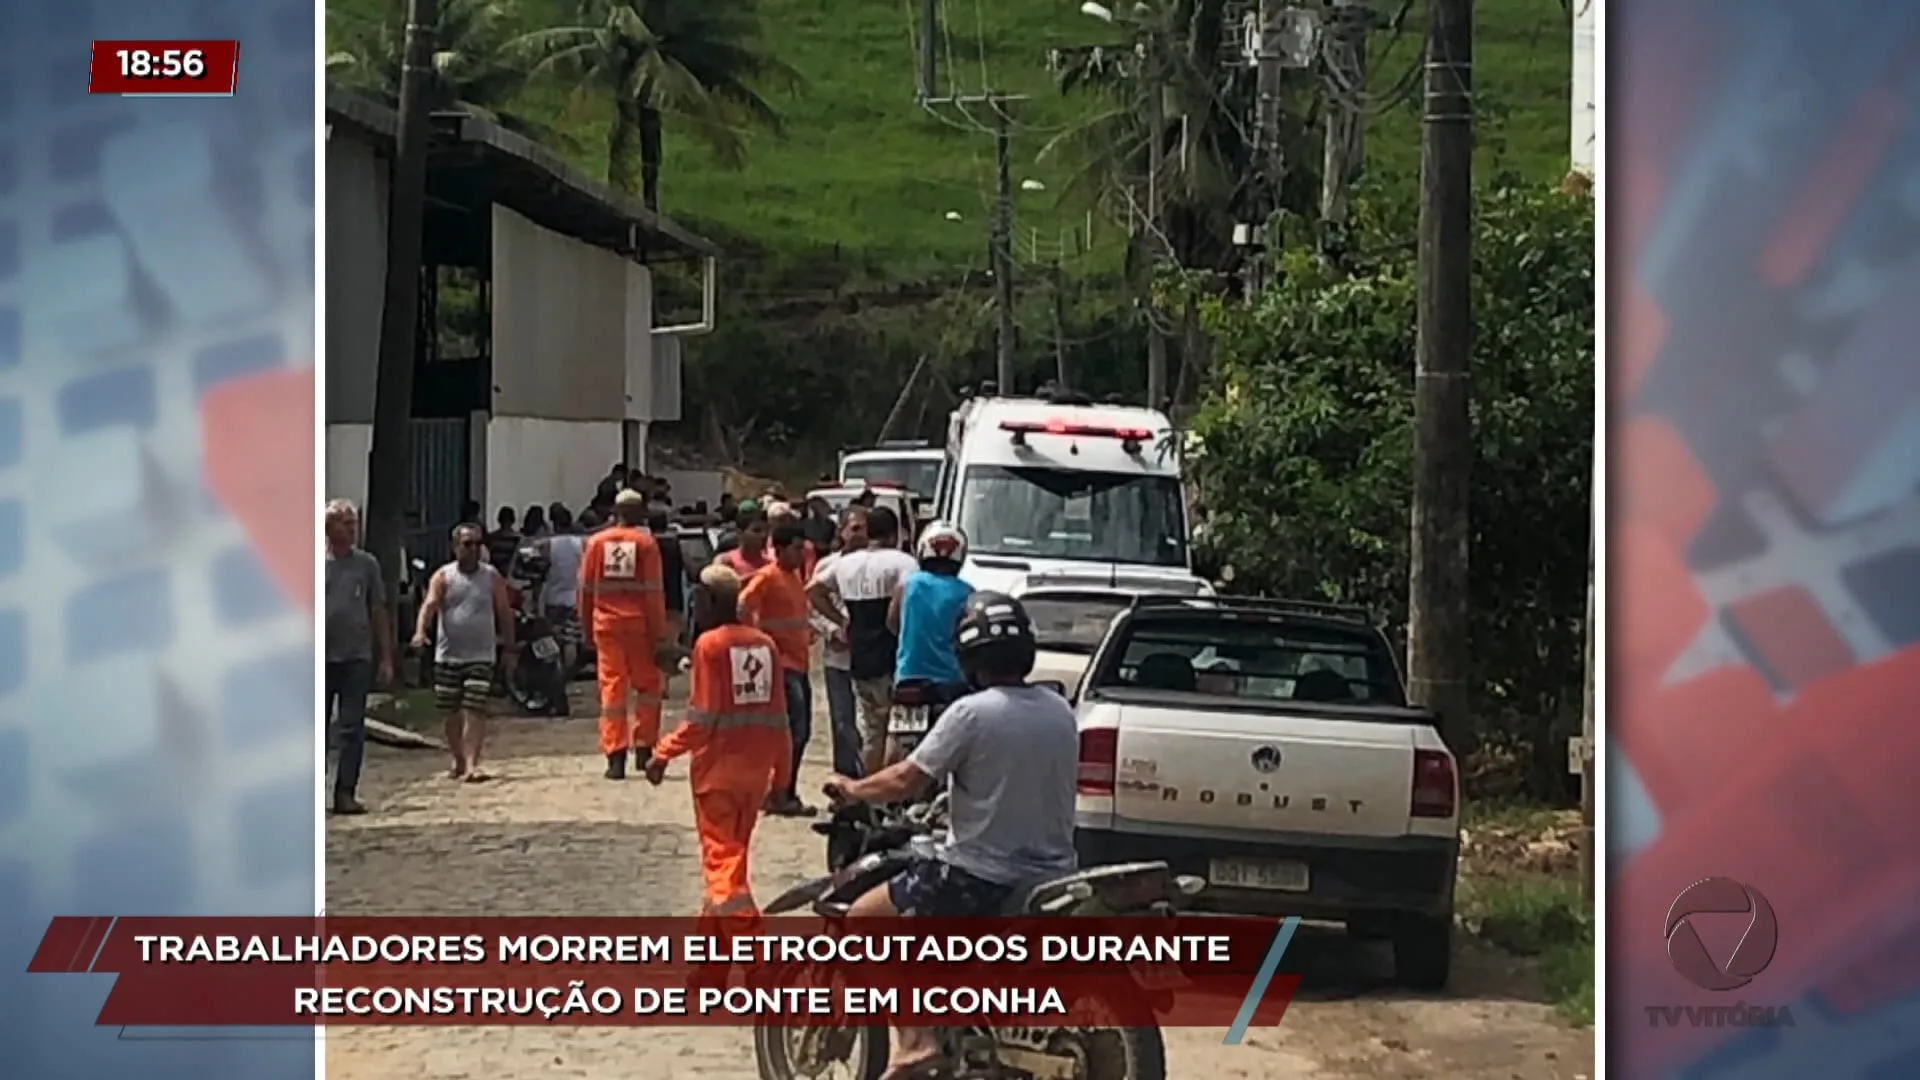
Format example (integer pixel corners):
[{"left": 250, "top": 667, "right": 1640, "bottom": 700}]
[{"left": 1250, "top": 746, "right": 1282, "bottom": 773}]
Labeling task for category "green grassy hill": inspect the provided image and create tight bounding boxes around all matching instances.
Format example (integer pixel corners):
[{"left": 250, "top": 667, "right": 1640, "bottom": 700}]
[{"left": 328, "top": 0, "right": 1572, "bottom": 281}]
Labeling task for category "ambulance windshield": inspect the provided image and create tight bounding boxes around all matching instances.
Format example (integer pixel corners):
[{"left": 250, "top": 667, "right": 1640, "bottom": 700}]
[{"left": 956, "top": 466, "right": 1186, "bottom": 567}]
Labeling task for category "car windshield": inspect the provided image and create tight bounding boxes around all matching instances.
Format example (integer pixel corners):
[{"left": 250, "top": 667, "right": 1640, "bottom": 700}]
[
  {"left": 843, "top": 457, "right": 943, "bottom": 497},
  {"left": 1022, "top": 593, "right": 1134, "bottom": 654},
  {"left": 1092, "top": 614, "right": 1405, "bottom": 706},
  {"left": 956, "top": 466, "right": 1187, "bottom": 567}
]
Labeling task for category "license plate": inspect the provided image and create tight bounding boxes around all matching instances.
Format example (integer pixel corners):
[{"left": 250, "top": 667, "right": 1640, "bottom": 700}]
[
  {"left": 1208, "top": 858, "right": 1309, "bottom": 892},
  {"left": 889, "top": 705, "right": 930, "bottom": 734},
  {"left": 530, "top": 637, "right": 560, "bottom": 661}
]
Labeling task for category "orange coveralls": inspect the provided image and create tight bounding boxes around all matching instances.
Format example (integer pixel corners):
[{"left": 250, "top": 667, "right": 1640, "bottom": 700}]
[
  {"left": 652, "top": 623, "right": 794, "bottom": 918},
  {"left": 739, "top": 565, "right": 813, "bottom": 675},
  {"left": 580, "top": 525, "right": 668, "bottom": 756},
  {"left": 739, "top": 565, "right": 812, "bottom": 793}
]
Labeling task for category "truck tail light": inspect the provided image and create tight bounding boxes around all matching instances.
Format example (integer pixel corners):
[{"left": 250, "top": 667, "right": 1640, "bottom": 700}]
[
  {"left": 1078, "top": 728, "right": 1118, "bottom": 795},
  {"left": 1411, "top": 749, "right": 1457, "bottom": 818}
]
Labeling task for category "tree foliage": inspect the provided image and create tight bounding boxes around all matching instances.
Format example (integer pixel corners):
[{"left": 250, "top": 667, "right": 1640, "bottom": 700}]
[
  {"left": 1189, "top": 185, "right": 1593, "bottom": 795},
  {"left": 326, "top": 0, "right": 563, "bottom": 144},
  {"left": 513, "top": 0, "right": 801, "bottom": 208}
]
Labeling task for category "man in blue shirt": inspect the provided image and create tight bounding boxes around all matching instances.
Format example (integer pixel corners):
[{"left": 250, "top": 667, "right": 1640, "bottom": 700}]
[{"left": 888, "top": 521, "right": 975, "bottom": 695}]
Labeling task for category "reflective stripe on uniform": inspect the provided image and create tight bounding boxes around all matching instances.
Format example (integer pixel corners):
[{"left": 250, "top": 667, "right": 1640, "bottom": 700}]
[
  {"left": 683, "top": 707, "right": 789, "bottom": 731},
  {"left": 705, "top": 893, "right": 758, "bottom": 918},
  {"left": 598, "top": 579, "right": 663, "bottom": 593}
]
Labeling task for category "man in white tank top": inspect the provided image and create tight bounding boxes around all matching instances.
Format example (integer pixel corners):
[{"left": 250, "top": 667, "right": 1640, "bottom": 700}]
[{"left": 413, "top": 523, "right": 516, "bottom": 781}]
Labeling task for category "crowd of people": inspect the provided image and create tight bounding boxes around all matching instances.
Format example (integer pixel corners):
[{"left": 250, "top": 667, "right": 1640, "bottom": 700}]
[{"left": 325, "top": 464, "right": 1083, "bottom": 1080}]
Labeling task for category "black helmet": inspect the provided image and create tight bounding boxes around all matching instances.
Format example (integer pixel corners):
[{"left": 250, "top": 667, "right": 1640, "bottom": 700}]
[{"left": 953, "top": 591, "right": 1036, "bottom": 682}]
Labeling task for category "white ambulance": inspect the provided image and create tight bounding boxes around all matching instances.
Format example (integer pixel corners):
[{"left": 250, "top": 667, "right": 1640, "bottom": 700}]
[{"left": 935, "top": 391, "right": 1210, "bottom": 595}]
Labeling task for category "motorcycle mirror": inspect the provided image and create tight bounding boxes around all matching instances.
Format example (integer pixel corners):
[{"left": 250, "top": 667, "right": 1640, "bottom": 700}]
[{"left": 1034, "top": 679, "right": 1067, "bottom": 696}]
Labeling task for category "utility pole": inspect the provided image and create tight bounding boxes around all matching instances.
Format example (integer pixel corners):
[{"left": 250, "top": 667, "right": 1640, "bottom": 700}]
[
  {"left": 1142, "top": 38, "right": 1168, "bottom": 410},
  {"left": 1407, "top": 0, "right": 1474, "bottom": 757},
  {"left": 1578, "top": 507, "right": 1596, "bottom": 903},
  {"left": 917, "top": 0, "right": 939, "bottom": 100},
  {"left": 990, "top": 101, "right": 1017, "bottom": 392},
  {"left": 1320, "top": 0, "right": 1369, "bottom": 225},
  {"left": 363, "top": 0, "right": 438, "bottom": 593},
  {"left": 1251, "top": 0, "right": 1287, "bottom": 214}
]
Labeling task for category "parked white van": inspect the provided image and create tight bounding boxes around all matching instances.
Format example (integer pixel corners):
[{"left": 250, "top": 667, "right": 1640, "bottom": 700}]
[{"left": 935, "top": 392, "right": 1209, "bottom": 595}]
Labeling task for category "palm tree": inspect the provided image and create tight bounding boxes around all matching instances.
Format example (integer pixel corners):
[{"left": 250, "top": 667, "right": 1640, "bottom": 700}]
[
  {"left": 514, "top": 0, "right": 802, "bottom": 209},
  {"left": 326, "top": 0, "right": 561, "bottom": 143}
]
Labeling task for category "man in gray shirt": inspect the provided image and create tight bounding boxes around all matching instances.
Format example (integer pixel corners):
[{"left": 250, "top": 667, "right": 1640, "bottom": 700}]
[
  {"left": 324, "top": 499, "right": 394, "bottom": 815},
  {"left": 822, "top": 591, "right": 1076, "bottom": 1080}
]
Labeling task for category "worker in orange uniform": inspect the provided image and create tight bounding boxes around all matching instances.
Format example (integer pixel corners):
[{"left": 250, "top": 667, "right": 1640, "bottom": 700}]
[
  {"left": 645, "top": 563, "right": 793, "bottom": 922},
  {"left": 580, "top": 489, "right": 668, "bottom": 780},
  {"left": 739, "top": 522, "right": 817, "bottom": 817}
]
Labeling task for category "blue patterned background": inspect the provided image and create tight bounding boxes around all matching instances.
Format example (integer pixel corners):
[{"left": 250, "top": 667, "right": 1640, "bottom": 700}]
[
  {"left": 0, "top": 0, "right": 316, "bottom": 1077},
  {"left": 1613, "top": 0, "right": 1920, "bottom": 1076}
]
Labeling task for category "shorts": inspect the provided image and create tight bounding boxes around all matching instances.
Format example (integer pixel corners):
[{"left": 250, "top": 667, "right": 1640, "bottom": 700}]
[
  {"left": 851, "top": 677, "right": 893, "bottom": 762},
  {"left": 433, "top": 661, "right": 494, "bottom": 712},
  {"left": 546, "top": 605, "right": 581, "bottom": 646},
  {"left": 887, "top": 860, "right": 1015, "bottom": 917}
]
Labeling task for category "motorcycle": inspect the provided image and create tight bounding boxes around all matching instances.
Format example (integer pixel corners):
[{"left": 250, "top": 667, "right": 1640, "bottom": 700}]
[
  {"left": 832, "top": 679, "right": 1069, "bottom": 873},
  {"left": 757, "top": 793, "right": 1203, "bottom": 1080},
  {"left": 502, "top": 545, "right": 567, "bottom": 716}
]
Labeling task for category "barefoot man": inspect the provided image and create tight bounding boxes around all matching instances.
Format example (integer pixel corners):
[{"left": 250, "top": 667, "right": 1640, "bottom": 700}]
[{"left": 412, "top": 522, "right": 515, "bottom": 781}]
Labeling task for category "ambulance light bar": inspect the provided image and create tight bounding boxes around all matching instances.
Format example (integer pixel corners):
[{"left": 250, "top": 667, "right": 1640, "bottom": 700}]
[{"left": 999, "top": 418, "right": 1153, "bottom": 444}]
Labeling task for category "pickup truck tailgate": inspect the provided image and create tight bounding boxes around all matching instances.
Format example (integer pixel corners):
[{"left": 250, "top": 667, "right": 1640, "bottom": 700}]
[{"left": 1111, "top": 704, "right": 1417, "bottom": 838}]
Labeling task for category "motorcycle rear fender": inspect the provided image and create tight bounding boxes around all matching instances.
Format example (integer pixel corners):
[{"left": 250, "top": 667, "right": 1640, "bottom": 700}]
[
  {"left": 825, "top": 849, "right": 919, "bottom": 903},
  {"left": 766, "top": 875, "right": 833, "bottom": 915}
]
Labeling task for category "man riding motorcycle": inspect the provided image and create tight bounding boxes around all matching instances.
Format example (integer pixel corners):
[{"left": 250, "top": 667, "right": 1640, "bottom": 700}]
[
  {"left": 822, "top": 591, "right": 1080, "bottom": 1080},
  {"left": 882, "top": 521, "right": 975, "bottom": 763}
]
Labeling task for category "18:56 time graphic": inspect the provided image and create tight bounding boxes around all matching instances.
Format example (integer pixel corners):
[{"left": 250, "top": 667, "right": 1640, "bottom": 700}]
[{"left": 89, "top": 40, "right": 241, "bottom": 96}]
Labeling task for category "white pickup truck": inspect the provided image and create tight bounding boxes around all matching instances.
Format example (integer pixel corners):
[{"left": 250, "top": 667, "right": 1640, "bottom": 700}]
[{"left": 1056, "top": 593, "right": 1461, "bottom": 990}]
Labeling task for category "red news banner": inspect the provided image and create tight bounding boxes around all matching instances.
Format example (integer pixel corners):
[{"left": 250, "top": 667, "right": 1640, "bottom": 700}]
[
  {"left": 89, "top": 40, "right": 241, "bottom": 95},
  {"left": 31, "top": 917, "right": 1301, "bottom": 1028}
]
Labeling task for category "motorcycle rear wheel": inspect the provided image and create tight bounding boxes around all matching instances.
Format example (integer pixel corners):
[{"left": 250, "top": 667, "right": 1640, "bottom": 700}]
[
  {"left": 1042, "top": 1024, "right": 1167, "bottom": 1080},
  {"left": 753, "top": 1021, "right": 885, "bottom": 1080}
]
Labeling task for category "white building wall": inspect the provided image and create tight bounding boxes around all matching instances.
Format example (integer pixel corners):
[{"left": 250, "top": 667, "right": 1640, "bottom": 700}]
[
  {"left": 624, "top": 261, "right": 655, "bottom": 421},
  {"left": 490, "top": 205, "right": 629, "bottom": 421},
  {"left": 483, "top": 417, "right": 624, "bottom": 513},
  {"left": 488, "top": 206, "right": 665, "bottom": 504},
  {"left": 326, "top": 423, "right": 372, "bottom": 508}
]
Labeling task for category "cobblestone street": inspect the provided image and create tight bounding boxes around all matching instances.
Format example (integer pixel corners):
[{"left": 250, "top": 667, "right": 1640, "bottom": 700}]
[{"left": 325, "top": 691, "right": 1590, "bottom": 1080}]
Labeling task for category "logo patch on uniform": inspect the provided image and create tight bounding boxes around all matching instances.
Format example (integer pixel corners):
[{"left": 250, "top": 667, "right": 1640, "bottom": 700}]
[
  {"left": 730, "top": 644, "right": 774, "bottom": 704},
  {"left": 602, "top": 540, "right": 638, "bottom": 578}
]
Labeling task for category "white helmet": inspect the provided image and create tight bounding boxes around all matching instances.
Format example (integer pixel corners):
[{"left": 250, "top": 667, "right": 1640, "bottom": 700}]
[{"left": 916, "top": 520, "right": 968, "bottom": 564}]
